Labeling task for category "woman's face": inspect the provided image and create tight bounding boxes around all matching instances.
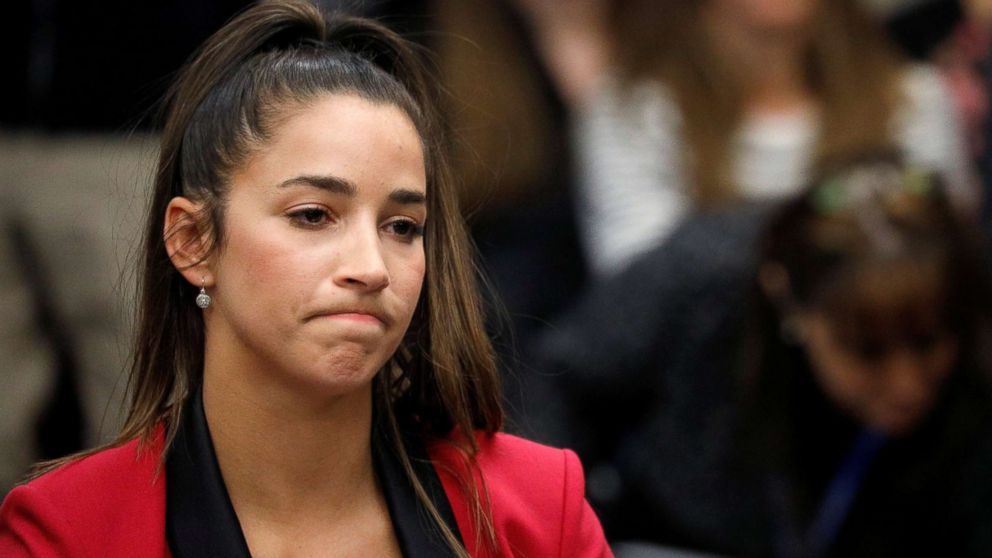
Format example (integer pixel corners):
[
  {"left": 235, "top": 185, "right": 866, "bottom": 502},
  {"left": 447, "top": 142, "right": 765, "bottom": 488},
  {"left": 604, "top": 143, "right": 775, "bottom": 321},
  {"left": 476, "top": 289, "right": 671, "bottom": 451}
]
[
  {"left": 200, "top": 94, "right": 427, "bottom": 396},
  {"left": 800, "top": 313, "right": 958, "bottom": 436}
]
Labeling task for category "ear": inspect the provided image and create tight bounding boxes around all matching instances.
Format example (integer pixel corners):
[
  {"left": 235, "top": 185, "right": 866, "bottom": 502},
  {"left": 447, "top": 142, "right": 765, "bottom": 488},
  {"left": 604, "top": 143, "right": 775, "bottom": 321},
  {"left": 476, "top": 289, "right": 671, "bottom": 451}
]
[
  {"left": 164, "top": 196, "right": 215, "bottom": 287},
  {"left": 759, "top": 262, "right": 810, "bottom": 344}
]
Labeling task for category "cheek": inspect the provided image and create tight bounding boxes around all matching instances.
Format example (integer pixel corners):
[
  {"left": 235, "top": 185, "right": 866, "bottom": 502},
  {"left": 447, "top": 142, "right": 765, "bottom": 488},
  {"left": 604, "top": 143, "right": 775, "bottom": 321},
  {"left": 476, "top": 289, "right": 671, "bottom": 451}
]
[
  {"left": 815, "top": 359, "right": 876, "bottom": 413},
  {"left": 804, "top": 333, "right": 876, "bottom": 415},
  {"left": 218, "top": 221, "right": 317, "bottom": 311},
  {"left": 928, "top": 339, "right": 959, "bottom": 382},
  {"left": 392, "top": 254, "right": 426, "bottom": 313}
]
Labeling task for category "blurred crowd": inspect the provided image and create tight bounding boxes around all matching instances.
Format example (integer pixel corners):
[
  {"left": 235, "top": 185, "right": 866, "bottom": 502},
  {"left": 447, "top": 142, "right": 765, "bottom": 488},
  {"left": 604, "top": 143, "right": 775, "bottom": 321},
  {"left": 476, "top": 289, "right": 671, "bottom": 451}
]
[{"left": 5, "top": 0, "right": 992, "bottom": 556}]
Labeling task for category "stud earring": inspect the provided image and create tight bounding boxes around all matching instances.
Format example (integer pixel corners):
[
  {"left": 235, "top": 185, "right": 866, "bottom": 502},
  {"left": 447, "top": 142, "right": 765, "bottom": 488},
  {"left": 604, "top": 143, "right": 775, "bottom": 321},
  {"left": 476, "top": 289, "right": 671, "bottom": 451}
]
[{"left": 195, "top": 278, "right": 212, "bottom": 309}]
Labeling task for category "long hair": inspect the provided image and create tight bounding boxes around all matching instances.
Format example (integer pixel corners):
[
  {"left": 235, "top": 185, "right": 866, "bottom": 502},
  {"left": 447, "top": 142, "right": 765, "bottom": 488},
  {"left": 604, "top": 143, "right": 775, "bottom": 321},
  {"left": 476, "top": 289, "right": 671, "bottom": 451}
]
[
  {"left": 34, "top": 1, "right": 502, "bottom": 554},
  {"left": 431, "top": 0, "right": 566, "bottom": 214},
  {"left": 610, "top": 0, "right": 905, "bottom": 204}
]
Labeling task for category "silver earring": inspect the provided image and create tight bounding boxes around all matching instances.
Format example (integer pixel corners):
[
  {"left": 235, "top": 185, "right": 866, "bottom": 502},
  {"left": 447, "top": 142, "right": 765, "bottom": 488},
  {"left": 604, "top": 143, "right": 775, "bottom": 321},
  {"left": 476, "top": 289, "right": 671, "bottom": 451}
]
[{"left": 195, "top": 279, "right": 212, "bottom": 309}]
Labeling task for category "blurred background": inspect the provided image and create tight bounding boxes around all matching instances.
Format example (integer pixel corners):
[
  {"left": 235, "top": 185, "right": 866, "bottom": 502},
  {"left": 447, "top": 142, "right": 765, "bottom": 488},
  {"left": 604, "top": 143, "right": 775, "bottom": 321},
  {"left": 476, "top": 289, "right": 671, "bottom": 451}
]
[{"left": 4, "top": 0, "right": 992, "bottom": 556}]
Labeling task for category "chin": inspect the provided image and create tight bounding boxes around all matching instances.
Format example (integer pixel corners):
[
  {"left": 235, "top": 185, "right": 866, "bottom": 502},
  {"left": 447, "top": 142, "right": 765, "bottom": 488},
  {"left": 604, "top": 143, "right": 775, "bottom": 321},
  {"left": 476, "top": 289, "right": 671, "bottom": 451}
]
[
  {"left": 288, "top": 367, "right": 380, "bottom": 401},
  {"left": 873, "top": 410, "right": 928, "bottom": 438},
  {"left": 278, "top": 349, "right": 388, "bottom": 398}
]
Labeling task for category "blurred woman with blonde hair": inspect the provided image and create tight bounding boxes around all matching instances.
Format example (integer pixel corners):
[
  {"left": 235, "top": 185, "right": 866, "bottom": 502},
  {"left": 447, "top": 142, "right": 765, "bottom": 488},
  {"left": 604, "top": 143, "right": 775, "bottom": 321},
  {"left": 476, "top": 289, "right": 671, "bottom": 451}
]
[{"left": 575, "top": 0, "right": 975, "bottom": 275}]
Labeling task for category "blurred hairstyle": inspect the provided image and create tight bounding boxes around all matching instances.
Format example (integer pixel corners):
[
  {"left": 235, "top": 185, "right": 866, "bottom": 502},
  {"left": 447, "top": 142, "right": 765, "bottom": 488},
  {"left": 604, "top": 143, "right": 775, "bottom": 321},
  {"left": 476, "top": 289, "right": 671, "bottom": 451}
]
[
  {"left": 36, "top": 1, "right": 502, "bottom": 554},
  {"left": 611, "top": 0, "right": 905, "bottom": 204},
  {"left": 430, "top": 0, "right": 573, "bottom": 214},
  {"left": 739, "top": 154, "right": 992, "bottom": 477},
  {"left": 758, "top": 156, "right": 986, "bottom": 352}
]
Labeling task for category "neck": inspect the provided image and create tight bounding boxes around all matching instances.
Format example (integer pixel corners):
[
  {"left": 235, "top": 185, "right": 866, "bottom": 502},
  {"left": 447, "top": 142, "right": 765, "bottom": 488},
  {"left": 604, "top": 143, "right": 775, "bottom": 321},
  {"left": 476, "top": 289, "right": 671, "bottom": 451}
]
[
  {"left": 702, "top": 8, "right": 814, "bottom": 115},
  {"left": 202, "top": 336, "right": 378, "bottom": 523}
]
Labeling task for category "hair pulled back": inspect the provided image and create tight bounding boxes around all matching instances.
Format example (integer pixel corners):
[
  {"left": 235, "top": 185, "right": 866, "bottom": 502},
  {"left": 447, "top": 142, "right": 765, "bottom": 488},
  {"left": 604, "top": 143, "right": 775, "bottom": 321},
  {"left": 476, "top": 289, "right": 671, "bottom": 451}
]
[{"left": 77, "top": 2, "right": 500, "bottom": 554}]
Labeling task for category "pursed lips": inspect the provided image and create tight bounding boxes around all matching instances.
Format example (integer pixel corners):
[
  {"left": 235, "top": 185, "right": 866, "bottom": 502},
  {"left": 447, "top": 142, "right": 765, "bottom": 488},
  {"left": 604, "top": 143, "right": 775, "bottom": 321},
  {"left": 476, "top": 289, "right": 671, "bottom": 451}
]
[{"left": 306, "top": 307, "right": 389, "bottom": 326}]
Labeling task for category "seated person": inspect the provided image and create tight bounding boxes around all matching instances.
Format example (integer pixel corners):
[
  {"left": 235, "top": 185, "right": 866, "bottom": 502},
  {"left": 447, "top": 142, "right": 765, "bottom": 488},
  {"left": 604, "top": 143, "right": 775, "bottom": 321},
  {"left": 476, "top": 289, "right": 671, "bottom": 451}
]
[{"left": 542, "top": 156, "right": 992, "bottom": 556}]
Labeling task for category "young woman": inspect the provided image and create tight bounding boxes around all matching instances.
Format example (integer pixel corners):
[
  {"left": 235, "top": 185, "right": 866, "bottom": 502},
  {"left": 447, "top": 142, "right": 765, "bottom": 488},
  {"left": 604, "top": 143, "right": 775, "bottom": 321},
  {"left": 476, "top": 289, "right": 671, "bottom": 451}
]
[
  {"left": 542, "top": 157, "right": 992, "bottom": 556},
  {"left": 0, "top": 2, "right": 611, "bottom": 556}
]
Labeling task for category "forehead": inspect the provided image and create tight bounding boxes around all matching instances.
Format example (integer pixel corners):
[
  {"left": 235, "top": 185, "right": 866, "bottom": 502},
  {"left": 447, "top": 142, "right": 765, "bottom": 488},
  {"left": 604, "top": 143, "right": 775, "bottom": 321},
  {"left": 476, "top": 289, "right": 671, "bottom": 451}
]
[
  {"left": 816, "top": 256, "right": 952, "bottom": 340},
  {"left": 231, "top": 93, "right": 427, "bottom": 196}
]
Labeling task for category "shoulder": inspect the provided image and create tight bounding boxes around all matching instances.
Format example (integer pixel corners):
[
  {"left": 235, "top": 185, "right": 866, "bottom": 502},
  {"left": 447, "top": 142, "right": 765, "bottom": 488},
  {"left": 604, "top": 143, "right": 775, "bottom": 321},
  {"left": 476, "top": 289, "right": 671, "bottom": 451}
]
[
  {"left": 430, "top": 432, "right": 612, "bottom": 558},
  {"left": 22, "top": 431, "right": 163, "bottom": 503},
  {"left": 0, "top": 429, "right": 167, "bottom": 557},
  {"left": 539, "top": 205, "right": 765, "bottom": 379}
]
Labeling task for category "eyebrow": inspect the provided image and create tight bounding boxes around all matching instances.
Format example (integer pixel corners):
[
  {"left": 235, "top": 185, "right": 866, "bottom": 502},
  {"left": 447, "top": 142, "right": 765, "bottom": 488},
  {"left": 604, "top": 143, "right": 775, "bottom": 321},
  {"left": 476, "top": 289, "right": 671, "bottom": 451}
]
[
  {"left": 278, "top": 175, "right": 426, "bottom": 205},
  {"left": 389, "top": 189, "right": 426, "bottom": 205},
  {"left": 278, "top": 175, "right": 357, "bottom": 195}
]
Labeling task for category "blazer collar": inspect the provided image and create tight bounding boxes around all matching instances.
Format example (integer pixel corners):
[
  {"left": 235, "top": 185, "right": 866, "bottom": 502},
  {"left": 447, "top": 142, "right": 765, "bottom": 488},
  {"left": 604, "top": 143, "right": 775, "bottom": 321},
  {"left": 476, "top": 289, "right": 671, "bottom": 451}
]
[{"left": 165, "top": 387, "right": 462, "bottom": 557}]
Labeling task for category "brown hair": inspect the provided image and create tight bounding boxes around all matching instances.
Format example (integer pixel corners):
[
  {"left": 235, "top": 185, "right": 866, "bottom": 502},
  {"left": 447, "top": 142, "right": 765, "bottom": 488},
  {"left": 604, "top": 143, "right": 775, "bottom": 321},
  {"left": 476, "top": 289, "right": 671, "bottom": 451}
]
[
  {"left": 611, "top": 0, "right": 905, "bottom": 204},
  {"left": 431, "top": 0, "right": 566, "bottom": 214},
  {"left": 760, "top": 158, "right": 979, "bottom": 318},
  {"left": 35, "top": 1, "right": 502, "bottom": 554},
  {"left": 739, "top": 156, "right": 992, "bottom": 479}
]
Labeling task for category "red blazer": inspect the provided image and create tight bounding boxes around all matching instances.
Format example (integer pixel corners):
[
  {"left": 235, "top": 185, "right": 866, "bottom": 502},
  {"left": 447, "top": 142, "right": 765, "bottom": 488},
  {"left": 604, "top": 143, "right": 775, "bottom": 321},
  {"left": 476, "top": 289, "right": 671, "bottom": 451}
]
[{"left": 0, "top": 426, "right": 612, "bottom": 557}]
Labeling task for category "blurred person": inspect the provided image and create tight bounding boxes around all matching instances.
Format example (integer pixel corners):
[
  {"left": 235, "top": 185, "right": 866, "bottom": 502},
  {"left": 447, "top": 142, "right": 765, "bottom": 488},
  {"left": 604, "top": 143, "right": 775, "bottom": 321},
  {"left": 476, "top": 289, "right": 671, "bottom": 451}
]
[
  {"left": 0, "top": 2, "right": 611, "bottom": 556},
  {"left": 882, "top": 0, "right": 990, "bottom": 158},
  {"left": 366, "top": 0, "right": 610, "bottom": 437},
  {"left": 0, "top": 0, "right": 256, "bottom": 500},
  {"left": 408, "top": 0, "right": 974, "bottom": 442},
  {"left": 0, "top": 134, "right": 156, "bottom": 498},
  {"left": 942, "top": 0, "right": 992, "bottom": 233},
  {"left": 0, "top": 210, "right": 56, "bottom": 496},
  {"left": 869, "top": 0, "right": 992, "bottom": 241},
  {"left": 541, "top": 156, "right": 992, "bottom": 556},
  {"left": 576, "top": 0, "right": 976, "bottom": 277}
]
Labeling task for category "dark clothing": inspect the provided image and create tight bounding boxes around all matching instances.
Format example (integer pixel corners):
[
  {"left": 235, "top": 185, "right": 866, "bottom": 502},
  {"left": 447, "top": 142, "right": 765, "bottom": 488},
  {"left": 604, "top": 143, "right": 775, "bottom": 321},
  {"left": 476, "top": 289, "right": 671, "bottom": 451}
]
[
  {"left": 539, "top": 205, "right": 992, "bottom": 557},
  {"left": 166, "top": 388, "right": 461, "bottom": 557}
]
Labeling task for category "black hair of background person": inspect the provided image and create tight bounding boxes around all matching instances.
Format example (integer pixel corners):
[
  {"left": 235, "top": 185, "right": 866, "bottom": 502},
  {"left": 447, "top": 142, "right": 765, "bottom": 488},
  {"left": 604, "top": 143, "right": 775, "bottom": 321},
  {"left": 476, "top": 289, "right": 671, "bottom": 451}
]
[{"left": 0, "top": 0, "right": 253, "bottom": 130}]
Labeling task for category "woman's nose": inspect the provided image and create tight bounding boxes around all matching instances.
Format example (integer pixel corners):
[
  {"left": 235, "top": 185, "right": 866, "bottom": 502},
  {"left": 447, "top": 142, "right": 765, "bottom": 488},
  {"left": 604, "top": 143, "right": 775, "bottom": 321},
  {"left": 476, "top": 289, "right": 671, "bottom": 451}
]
[{"left": 333, "top": 227, "right": 390, "bottom": 292}]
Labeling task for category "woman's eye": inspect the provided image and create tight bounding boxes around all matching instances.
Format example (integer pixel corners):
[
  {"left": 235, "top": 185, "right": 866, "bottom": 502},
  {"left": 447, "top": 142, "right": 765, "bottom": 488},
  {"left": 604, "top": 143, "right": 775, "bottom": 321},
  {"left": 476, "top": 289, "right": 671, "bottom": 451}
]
[
  {"left": 385, "top": 219, "right": 424, "bottom": 240},
  {"left": 288, "top": 207, "right": 331, "bottom": 228}
]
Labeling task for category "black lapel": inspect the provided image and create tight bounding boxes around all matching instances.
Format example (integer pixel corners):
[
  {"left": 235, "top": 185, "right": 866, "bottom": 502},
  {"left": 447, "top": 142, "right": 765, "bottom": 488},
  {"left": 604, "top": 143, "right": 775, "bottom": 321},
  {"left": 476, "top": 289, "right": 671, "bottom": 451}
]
[
  {"left": 166, "top": 387, "right": 252, "bottom": 558},
  {"left": 165, "top": 387, "right": 464, "bottom": 557},
  {"left": 372, "top": 424, "right": 464, "bottom": 557}
]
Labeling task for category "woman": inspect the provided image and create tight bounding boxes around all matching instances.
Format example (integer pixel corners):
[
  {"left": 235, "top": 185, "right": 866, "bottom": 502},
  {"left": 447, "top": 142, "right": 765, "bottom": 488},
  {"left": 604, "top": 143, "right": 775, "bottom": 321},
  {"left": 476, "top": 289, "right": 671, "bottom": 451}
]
[
  {"left": 0, "top": 2, "right": 611, "bottom": 556},
  {"left": 575, "top": 0, "right": 975, "bottom": 276},
  {"left": 542, "top": 157, "right": 992, "bottom": 556}
]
